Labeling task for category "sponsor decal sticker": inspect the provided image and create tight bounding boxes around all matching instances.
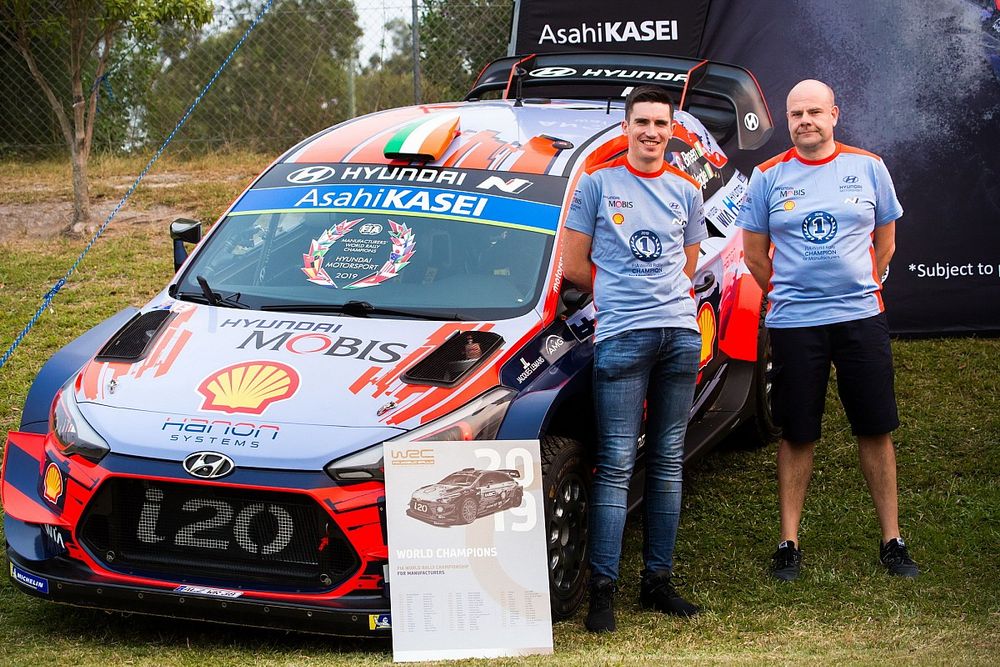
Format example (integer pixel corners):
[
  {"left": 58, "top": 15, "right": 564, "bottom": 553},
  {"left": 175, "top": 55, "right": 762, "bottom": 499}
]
[
  {"left": 783, "top": 200, "right": 796, "bottom": 211},
  {"left": 43, "top": 524, "right": 67, "bottom": 550},
  {"left": 370, "top": 613, "right": 392, "bottom": 630},
  {"left": 43, "top": 462, "right": 64, "bottom": 504},
  {"left": 475, "top": 176, "right": 532, "bottom": 194},
  {"left": 537, "top": 20, "right": 680, "bottom": 45},
  {"left": 697, "top": 303, "right": 717, "bottom": 370},
  {"left": 516, "top": 356, "right": 547, "bottom": 384},
  {"left": 197, "top": 361, "right": 300, "bottom": 415},
  {"left": 612, "top": 212, "right": 625, "bottom": 225},
  {"left": 174, "top": 585, "right": 244, "bottom": 598},
  {"left": 802, "top": 211, "right": 838, "bottom": 245},
  {"left": 287, "top": 165, "right": 337, "bottom": 184},
  {"left": 540, "top": 334, "right": 570, "bottom": 364},
  {"left": 10, "top": 563, "right": 48, "bottom": 594},
  {"left": 743, "top": 112, "right": 760, "bottom": 131}
]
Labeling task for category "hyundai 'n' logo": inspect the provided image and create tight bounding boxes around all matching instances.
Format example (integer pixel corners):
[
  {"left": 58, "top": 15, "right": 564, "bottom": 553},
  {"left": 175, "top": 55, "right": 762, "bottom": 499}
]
[
  {"left": 286, "top": 166, "right": 337, "bottom": 184},
  {"left": 183, "top": 452, "right": 236, "bottom": 479}
]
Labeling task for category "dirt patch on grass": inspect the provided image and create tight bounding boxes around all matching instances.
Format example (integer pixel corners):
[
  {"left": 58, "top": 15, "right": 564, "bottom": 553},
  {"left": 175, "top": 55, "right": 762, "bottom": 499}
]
[{"left": 0, "top": 200, "right": 191, "bottom": 244}]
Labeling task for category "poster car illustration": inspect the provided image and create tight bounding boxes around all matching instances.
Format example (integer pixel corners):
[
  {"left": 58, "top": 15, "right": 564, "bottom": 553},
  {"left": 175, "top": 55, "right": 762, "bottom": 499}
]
[
  {"left": 407, "top": 467, "right": 524, "bottom": 526},
  {"left": 2, "top": 52, "right": 776, "bottom": 635}
]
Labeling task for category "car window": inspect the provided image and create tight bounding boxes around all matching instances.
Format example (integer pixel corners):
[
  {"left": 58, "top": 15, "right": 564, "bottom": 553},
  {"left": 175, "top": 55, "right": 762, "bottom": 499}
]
[
  {"left": 438, "top": 473, "right": 477, "bottom": 486},
  {"left": 177, "top": 210, "right": 552, "bottom": 321}
]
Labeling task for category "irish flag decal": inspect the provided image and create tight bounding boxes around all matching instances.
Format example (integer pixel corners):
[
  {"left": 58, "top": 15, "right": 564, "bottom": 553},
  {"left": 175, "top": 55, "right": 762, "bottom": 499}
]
[{"left": 383, "top": 114, "right": 460, "bottom": 162}]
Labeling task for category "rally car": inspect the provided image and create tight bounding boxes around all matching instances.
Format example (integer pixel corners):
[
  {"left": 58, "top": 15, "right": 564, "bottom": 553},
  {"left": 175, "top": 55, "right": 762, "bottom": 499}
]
[
  {"left": 2, "top": 52, "right": 775, "bottom": 635},
  {"left": 407, "top": 467, "right": 524, "bottom": 526}
]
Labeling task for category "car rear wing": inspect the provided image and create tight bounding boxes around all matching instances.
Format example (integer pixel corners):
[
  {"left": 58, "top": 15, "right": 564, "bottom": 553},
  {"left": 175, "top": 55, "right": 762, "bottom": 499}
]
[
  {"left": 466, "top": 52, "right": 773, "bottom": 150},
  {"left": 498, "top": 469, "right": 522, "bottom": 479}
]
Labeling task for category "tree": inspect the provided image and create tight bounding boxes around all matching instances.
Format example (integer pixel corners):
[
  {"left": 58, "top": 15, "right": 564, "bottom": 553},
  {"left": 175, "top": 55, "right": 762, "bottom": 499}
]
[
  {"left": 419, "top": 0, "right": 512, "bottom": 102},
  {"left": 150, "top": 0, "right": 361, "bottom": 154},
  {"left": 0, "top": 0, "right": 212, "bottom": 235}
]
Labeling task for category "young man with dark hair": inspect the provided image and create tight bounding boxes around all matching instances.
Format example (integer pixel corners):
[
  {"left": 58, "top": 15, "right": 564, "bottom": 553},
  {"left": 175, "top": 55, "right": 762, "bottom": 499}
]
[
  {"left": 736, "top": 79, "right": 918, "bottom": 582},
  {"left": 562, "top": 85, "right": 706, "bottom": 632}
]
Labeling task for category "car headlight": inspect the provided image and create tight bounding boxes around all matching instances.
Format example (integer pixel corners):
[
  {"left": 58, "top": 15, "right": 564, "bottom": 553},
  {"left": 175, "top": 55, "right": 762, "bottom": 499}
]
[
  {"left": 49, "top": 376, "right": 111, "bottom": 463},
  {"left": 325, "top": 386, "right": 516, "bottom": 483}
]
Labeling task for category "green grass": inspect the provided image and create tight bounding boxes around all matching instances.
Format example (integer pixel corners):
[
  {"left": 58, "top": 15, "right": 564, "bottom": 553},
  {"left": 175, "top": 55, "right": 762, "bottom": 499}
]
[{"left": 0, "top": 157, "right": 998, "bottom": 665}]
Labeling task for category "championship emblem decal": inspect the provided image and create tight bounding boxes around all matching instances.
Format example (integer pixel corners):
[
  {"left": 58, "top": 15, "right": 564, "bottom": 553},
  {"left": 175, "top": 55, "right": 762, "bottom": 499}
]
[
  {"left": 197, "top": 361, "right": 300, "bottom": 415},
  {"left": 301, "top": 217, "right": 416, "bottom": 289}
]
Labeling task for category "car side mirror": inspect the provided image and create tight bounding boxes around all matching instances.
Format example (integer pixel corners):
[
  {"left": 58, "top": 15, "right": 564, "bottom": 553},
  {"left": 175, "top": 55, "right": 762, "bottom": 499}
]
[
  {"left": 170, "top": 218, "right": 202, "bottom": 271},
  {"left": 561, "top": 287, "right": 592, "bottom": 313}
]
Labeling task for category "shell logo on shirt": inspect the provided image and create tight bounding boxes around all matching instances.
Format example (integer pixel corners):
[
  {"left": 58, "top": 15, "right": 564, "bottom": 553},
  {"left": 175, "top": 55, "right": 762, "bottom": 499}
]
[
  {"left": 197, "top": 361, "right": 300, "bottom": 415},
  {"left": 612, "top": 212, "right": 625, "bottom": 224}
]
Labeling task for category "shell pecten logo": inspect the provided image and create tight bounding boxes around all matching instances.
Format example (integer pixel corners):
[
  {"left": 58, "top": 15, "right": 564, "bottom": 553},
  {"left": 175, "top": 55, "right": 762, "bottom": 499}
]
[
  {"left": 197, "top": 361, "right": 300, "bottom": 415},
  {"left": 43, "top": 462, "right": 63, "bottom": 503},
  {"left": 697, "top": 303, "right": 716, "bottom": 370}
]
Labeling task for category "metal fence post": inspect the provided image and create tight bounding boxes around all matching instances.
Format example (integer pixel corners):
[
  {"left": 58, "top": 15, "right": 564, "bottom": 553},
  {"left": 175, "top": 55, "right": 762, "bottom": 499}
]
[{"left": 411, "top": 0, "right": 421, "bottom": 105}]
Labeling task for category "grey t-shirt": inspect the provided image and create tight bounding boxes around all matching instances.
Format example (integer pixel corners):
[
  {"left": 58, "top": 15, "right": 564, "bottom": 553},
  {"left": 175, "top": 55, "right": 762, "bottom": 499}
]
[{"left": 566, "top": 156, "right": 707, "bottom": 342}]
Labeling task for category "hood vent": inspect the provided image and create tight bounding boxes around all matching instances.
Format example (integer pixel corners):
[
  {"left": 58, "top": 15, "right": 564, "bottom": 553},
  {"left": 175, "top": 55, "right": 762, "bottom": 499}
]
[
  {"left": 402, "top": 330, "right": 503, "bottom": 387},
  {"left": 95, "top": 310, "right": 175, "bottom": 362}
]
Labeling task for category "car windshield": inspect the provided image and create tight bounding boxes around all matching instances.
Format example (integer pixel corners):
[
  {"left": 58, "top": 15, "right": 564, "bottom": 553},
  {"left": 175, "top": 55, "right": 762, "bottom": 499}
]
[
  {"left": 175, "top": 209, "right": 553, "bottom": 320},
  {"left": 439, "top": 473, "right": 477, "bottom": 486}
]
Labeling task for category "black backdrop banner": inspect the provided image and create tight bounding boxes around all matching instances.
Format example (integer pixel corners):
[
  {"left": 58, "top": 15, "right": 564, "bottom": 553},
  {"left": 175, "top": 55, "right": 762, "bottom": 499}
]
[{"left": 512, "top": 0, "right": 1000, "bottom": 335}]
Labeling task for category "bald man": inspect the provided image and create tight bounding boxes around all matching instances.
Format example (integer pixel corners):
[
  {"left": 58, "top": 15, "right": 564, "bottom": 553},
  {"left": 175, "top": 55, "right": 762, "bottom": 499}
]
[{"left": 735, "top": 80, "right": 918, "bottom": 581}]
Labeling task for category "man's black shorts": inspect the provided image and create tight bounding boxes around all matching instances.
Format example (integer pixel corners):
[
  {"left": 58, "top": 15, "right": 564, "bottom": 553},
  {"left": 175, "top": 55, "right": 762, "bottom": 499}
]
[{"left": 769, "top": 313, "right": 899, "bottom": 443}]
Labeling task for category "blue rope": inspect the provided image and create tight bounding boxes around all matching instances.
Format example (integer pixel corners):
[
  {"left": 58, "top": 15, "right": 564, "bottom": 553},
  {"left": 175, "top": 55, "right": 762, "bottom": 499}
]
[{"left": 0, "top": 0, "right": 275, "bottom": 372}]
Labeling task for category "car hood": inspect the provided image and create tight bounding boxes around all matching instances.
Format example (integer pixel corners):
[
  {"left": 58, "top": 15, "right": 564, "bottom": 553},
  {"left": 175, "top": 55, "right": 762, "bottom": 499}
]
[
  {"left": 411, "top": 484, "right": 464, "bottom": 500},
  {"left": 72, "top": 298, "right": 541, "bottom": 469}
]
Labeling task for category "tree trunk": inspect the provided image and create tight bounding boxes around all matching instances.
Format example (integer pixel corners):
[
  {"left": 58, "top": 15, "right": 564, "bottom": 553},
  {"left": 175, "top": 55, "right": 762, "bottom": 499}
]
[{"left": 67, "top": 144, "right": 91, "bottom": 236}]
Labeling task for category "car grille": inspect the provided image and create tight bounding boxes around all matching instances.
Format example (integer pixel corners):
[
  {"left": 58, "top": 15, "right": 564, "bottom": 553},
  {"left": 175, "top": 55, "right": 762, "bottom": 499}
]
[{"left": 78, "top": 478, "right": 359, "bottom": 591}]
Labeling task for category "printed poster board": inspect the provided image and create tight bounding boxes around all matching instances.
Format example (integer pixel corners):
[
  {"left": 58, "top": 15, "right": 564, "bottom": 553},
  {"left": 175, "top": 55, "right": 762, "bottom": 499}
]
[{"left": 384, "top": 439, "right": 553, "bottom": 662}]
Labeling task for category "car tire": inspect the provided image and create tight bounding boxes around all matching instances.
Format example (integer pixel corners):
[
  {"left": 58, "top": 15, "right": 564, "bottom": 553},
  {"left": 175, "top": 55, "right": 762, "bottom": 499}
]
[
  {"left": 458, "top": 496, "right": 478, "bottom": 525},
  {"left": 751, "top": 301, "right": 780, "bottom": 445},
  {"left": 541, "top": 435, "right": 591, "bottom": 621}
]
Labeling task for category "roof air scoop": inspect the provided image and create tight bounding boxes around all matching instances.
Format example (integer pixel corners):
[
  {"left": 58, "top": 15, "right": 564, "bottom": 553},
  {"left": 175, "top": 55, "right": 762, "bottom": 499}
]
[{"left": 383, "top": 114, "right": 461, "bottom": 162}]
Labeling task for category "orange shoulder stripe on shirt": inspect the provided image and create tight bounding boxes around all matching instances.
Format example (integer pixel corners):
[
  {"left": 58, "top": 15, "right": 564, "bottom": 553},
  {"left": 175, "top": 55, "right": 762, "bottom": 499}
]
[
  {"left": 837, "top": 143, "right": 883, "bottom": 161},
  {"left": 757, "top": 148, "right": 796, "bottom": 174},
  {"left": 662, "top": 162, "right": 702, "bottom": 190},
  {"left": 584, "top": 154, "right": 628, "bottom": 175}
]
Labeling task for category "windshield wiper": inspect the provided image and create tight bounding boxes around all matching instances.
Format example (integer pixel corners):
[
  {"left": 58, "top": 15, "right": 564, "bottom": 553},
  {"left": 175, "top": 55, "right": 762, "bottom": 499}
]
[
  {"left": 261, "top": 300, "right": 463, "bottom": 321},
  {"left": 171, "top": 275, "right": 249, "bottom": 309}
]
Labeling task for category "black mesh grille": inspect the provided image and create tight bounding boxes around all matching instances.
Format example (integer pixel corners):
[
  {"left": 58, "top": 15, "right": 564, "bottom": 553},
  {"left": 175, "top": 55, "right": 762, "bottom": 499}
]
[
  {"left": 78, "top": 479, "right": 359, "bottom": 591},
  {"left": 402, "top": 330, "right": 503, "bottom": 387},
  {"left": 95, "top": 310, "right": 174, "bottom": 362}
]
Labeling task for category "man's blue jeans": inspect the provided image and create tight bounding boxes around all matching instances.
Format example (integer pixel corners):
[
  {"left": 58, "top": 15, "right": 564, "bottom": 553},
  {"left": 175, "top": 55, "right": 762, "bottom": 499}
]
[{"left": 589, "top": 327, "right": 701, "bottom": 581}]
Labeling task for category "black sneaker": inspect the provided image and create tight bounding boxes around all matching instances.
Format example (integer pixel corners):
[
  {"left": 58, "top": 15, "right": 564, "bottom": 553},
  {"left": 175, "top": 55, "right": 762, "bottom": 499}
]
[
  {"left": 880, "top": 538, "right": 919, "bottom": 578},
  {"left": 585, "top": 576, "right": 617, "bottom": 633},
  {"left": 771, "top": 540, "right": 802, "bottom": 581},
  {"left": 639, "top": 570, "right": 700, "bottom": 617}
]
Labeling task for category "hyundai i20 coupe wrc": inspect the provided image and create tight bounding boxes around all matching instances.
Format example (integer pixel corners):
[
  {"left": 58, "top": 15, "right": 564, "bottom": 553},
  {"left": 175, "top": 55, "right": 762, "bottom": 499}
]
[
  {"left": 407, "top": 467, "right": 524, "bottom": 527},
  {"left": 2, "top": 52, "right": 776, "bottom": 635}
]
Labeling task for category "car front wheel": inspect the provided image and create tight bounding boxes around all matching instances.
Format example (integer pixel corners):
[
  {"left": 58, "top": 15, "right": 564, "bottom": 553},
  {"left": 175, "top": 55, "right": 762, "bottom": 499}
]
[{"left": 541, "top": 435, "right": 591, "bottom": 621}]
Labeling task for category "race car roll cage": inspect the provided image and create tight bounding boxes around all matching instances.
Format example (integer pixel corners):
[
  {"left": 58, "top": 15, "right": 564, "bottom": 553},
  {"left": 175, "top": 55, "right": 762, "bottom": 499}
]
[{"left": 466, "top": 51, "right": 773, "bottom": 150}]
